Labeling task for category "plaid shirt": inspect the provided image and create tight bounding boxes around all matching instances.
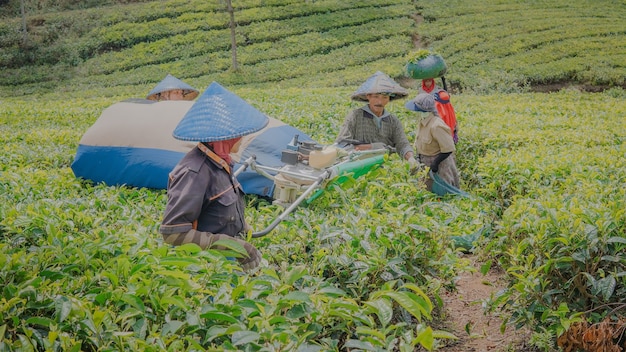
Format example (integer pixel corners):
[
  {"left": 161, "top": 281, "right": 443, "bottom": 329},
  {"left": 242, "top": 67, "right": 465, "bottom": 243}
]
[{"left": 335, "top": 106, "right": 413, "bottom": 158}]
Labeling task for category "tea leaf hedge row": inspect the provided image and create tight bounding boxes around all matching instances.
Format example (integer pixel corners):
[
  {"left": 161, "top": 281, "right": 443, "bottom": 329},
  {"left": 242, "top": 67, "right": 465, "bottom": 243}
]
[
  {"left": 2, "top": 87, "right": 625, "bottom": 351},
  {"left": 417, "top": 0, "right": 626, "bottom": 92},
  {"left": 83, "top": 13, "right": 413, "bottom": 76},
  {"left": 3, "top": 0, "right": 624, "bottom": 96},
  {"left": 0, "top": 92, "right": 467, "bottom": 351}
]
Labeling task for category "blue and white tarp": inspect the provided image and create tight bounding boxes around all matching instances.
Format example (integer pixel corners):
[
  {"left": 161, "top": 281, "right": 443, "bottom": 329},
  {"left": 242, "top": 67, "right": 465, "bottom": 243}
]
[{"left": 71, "top": 99, "right": 314, "bottom": 197}]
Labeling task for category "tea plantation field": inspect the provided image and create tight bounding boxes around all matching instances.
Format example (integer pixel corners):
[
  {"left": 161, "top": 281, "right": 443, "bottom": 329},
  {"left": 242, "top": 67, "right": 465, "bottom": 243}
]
[{"left": 1, "top": 0, "right": 625, "bottom": 351}]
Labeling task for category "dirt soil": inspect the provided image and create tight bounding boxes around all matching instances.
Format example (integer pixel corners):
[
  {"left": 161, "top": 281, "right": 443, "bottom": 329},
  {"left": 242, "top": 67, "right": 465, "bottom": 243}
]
[{"left": 436, "top": 255, "right": 533, "bottom": 352}]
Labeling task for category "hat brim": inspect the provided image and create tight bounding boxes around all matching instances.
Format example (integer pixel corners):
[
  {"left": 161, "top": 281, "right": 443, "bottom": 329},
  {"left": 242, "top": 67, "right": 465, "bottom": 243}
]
[
  {"left": 146, "top": 89, "right": 199, "bottom": 101},
  {"left": 146, "top": 74, "right": 199, "bottom": 100},
  {"left": 351, "top": 92, "right": 407, "bottom": 102},
  {"left": 351, "top": 71, "right": 409, "bottom": 102}
]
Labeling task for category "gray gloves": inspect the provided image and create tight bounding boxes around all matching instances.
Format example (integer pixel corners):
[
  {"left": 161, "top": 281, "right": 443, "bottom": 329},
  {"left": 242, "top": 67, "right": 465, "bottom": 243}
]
[{"left": 408, "top": 156, "right": 420, "bottom": 174}]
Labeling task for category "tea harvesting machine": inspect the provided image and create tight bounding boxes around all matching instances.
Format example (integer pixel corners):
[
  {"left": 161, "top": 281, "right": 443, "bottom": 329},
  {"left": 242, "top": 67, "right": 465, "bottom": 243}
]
[{"left": 234, "top": 135, "right": 389, "bottom": 237}]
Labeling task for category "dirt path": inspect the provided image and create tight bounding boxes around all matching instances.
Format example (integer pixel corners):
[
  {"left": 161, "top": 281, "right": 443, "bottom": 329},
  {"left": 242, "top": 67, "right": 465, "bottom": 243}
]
[
  {"left": 407, "top": 11, "right": 528, "bottom": 351},
  {"left": 437, "top": 255, "right": 532, "bottom": 351}
]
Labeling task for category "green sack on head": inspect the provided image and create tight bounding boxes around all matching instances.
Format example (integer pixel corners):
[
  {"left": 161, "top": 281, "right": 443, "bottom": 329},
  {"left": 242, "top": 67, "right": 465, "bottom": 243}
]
[{"left": 405, "top": 53, "right": 447, "bottom": 80}]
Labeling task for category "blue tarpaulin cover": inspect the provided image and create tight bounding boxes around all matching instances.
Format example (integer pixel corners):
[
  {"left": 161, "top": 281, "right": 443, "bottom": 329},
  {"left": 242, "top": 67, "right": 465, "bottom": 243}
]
[{"left": 71, "top": 99, "right": 313, "bottom": 197}]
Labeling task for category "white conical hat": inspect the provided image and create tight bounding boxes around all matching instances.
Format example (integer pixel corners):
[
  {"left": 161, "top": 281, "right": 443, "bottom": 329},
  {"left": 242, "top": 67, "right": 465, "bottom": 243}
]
[
  {"left": 350, "top": 71, "right": 408, "bottom": 102},
  {"left": 146, "top": 74, "right": 199, "bottom": 100}
]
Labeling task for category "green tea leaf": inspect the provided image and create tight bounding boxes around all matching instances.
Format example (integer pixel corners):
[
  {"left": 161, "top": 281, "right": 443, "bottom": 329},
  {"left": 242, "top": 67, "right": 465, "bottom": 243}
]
[
  {"left": 55, "top": 296, "right": 72, "bottom": 323},
  {"left": 201, "top": 311, "right": 238, "bottom": 324},
  {"left": 232, "top": 330, "right": 260, "bottom": 346}
]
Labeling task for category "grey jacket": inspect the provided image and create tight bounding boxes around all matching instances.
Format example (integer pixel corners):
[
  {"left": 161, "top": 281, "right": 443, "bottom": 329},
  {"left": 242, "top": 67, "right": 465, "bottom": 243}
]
[{"left": 335, "top": 107, "right": 413, "bottom": 158}]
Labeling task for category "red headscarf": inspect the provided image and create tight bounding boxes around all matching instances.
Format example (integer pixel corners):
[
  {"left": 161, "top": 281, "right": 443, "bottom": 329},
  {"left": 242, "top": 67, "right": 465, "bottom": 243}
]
[
  {"left": 207, "top": 137, "right": 241, "bottom": 164},
  {"left": 434, "top": 91, "right": 457, "bottom": 138},
  {"left": 421, "top": 78, "right": 436, "bottom": 93}
]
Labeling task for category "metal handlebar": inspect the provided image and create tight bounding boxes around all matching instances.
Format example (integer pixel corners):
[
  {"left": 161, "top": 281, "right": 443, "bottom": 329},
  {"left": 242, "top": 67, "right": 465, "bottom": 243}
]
[
  {"left": 233, "top": 155, "right": 256, "bottom": 177},
  {"left": 251, "top": 169, "right": 330, "bottom": 238},
  {"left": 241, "top": 149, "right": 385, "bottom": 238}
]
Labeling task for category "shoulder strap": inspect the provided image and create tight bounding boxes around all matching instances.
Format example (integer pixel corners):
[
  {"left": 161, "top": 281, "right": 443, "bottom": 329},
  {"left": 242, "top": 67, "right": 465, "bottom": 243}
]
[{"left": 196, "top": 143, "right": 231, "bottom": 174}]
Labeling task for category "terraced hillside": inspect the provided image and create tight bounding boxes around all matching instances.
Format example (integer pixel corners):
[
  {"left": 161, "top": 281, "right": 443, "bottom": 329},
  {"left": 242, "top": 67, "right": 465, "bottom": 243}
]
[
  {"left": 416, "top": 0, "right": 626, "bottom": 93},
  {"left": 1, "top": 0, "right": 625, "bottom": 96},
  {"left": 0, "top": 0, "right": 415, "bottom": 95}
]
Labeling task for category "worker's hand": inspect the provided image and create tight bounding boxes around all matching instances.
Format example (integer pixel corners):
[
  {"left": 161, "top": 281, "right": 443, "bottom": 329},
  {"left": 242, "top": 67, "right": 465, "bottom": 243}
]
[
  {"left": 239, "top": 243, "right": 263, "bottom": 272},
  {"left": 354, "top": 144, "right": 372, "bottom": 151},
  {"left": 213, "top": 234, "right": 263, "bottom": 272},
  {"left": 431, "top": 163, "right": 439, "bottom": 173},
  {"left": 408, "top": 156, "right": 420, "bottom": 174}
]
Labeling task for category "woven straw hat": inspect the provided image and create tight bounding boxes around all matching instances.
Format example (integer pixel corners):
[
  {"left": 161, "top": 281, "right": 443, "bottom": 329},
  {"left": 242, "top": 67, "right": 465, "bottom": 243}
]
[
  {"left": 172, "top": 82, "right": 269, "bottom": 142},
  {"left": 146, "top": 74, "right": 199, "bottom": 101},
  {"left": 350, "top": 71, "right": 409, "bottom": 102},
  {"left": 405, "top": 93, "right": 436, "bottom": 112}
]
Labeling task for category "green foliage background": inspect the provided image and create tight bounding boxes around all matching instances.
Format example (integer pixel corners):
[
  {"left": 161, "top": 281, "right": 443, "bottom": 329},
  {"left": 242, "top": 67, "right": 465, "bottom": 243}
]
[
  {"left": 1, "top": 0, "right": 625, "bottom": 351},
  {"left": 1, "top": 0, "right": 625, "bottom": 94}
]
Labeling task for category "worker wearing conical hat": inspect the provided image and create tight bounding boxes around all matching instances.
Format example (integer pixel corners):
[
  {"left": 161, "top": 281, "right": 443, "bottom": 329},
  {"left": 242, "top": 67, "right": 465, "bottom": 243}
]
[
  {"left": 146, "top": 74, "right": 199, "bottom": 101},
  {"left": 335, "top": 71, "right": 419, "bottom": 171},
  {"left": 159, "top": 82, "right": 268, "bottom": 272}
]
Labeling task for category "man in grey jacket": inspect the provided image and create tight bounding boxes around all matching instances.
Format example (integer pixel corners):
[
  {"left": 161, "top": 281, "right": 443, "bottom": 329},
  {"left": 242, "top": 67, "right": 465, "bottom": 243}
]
[{"left": 335, "top": 71, "right": 419, "bottom": 171}]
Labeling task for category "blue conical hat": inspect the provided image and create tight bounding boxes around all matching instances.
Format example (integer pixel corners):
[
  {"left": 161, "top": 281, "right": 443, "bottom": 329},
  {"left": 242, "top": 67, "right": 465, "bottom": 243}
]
[
  {"left": 350, "top": 71, "right": 409, "bottom": 102},
  {"left": 173, "top": 82, "right": 269, "bottom": 142},
  {"left": 146, "top": 74, "right": 199, "bottom": 100}
]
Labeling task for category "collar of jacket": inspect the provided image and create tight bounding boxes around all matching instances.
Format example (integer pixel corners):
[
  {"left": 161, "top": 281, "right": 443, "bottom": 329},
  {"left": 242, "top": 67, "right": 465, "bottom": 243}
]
[{"left": 196, "top": 143, "right": 231, "bottom": 174}]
